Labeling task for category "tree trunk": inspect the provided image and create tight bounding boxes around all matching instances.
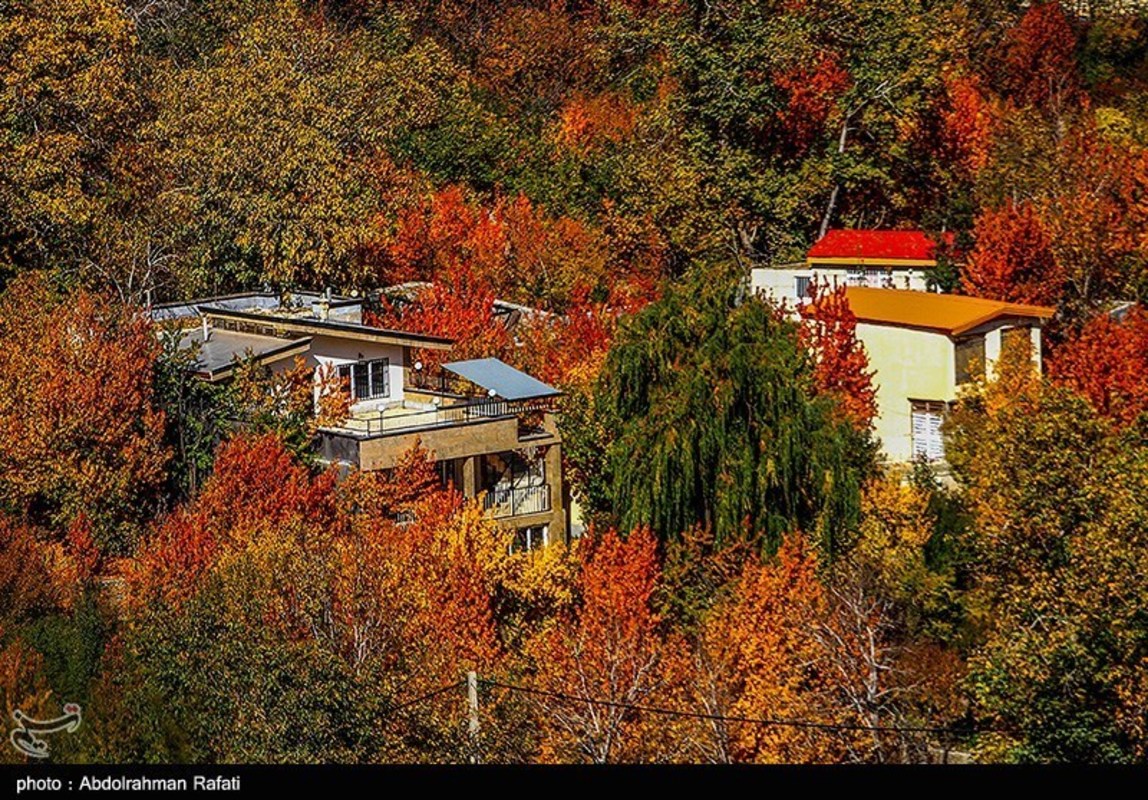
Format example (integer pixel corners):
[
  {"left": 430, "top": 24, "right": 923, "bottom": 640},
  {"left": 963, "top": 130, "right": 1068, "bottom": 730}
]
[{"left": 819, "top": 119, "right": 851, "bottom": 240}]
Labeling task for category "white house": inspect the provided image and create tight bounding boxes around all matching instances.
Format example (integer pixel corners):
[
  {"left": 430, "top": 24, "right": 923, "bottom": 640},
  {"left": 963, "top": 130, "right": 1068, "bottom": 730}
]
[{"left": 752, "top": 229, "right": 954, "bottom": 306}]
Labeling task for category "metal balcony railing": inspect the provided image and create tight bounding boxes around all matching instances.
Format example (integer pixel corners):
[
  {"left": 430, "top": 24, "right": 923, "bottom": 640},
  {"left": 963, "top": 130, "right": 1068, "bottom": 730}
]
[
  {"left": 483, "top": 484, "right": 551, "bottom": 519},
  {"left": 329, "top": 397, "right": 514, "bottom": 437}
]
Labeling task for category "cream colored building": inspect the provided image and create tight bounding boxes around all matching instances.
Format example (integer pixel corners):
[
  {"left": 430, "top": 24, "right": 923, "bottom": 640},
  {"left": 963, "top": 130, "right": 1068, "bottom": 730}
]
[{"left": 842, "top": 288, "right": 1055, "bottom": 464}]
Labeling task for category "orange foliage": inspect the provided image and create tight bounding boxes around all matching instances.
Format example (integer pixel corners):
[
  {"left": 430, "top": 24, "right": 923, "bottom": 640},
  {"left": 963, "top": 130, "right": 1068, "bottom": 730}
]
[
  {"left": 800, "top": 281, "right": 878, "bottom": 429},
  {"left": 699, "top": 534, "right": 844, "bottom": 763},
  {"left": 127, "top": 433, "right": 337, "bottom": 608},
  {"left": 556, "top": 91, "right": 639, "bottom": 155},
  {"left": 373, "top": 184, "right": 657, "bottom": 310},
  {"left": 336, "top": 440, "right": 441, "bottom": 528},
  {"left": 476, "top": 5, "right": 593, "bottom": 111},
  {"left": 329, "top": 490, "right": 502, "bottom": 675},
  {"left": 0, "top": 273, "right": 168, "bottom": 553},
  {"left": 1049, "top": 305, "right": 1148, "bottom": 426},
  {"left": 962, "top": 202, "right": 1062, "bottom": 305},
  {"left": 527, "top": 527, "right": 690, "bottom": 762},
  {"left": 0, "top": 516, "right": 72, "bottom": 625},
  {"left": 369, "top": 268, "right": 514, "bottom": 367},
  {"left": 940, "top": 73, "right": 997, "bottom": 176}
]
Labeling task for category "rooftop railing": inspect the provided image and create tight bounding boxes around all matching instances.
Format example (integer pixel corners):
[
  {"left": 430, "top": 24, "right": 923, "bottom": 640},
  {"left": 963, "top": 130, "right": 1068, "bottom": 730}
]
[{"left": 329, "top": 396, "right": 515, "bottom": 437}]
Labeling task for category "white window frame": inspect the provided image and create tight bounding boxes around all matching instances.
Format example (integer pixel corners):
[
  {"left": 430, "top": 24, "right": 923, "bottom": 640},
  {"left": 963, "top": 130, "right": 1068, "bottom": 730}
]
[
  {"left": 510, "top": 524, "right": 549, "bottom": 555},
  {"left": 911, "top": 400, "right": 947, "bottom": 462},
  {"left": 339, "top": 358, "right": 390, "bottom": 402}
]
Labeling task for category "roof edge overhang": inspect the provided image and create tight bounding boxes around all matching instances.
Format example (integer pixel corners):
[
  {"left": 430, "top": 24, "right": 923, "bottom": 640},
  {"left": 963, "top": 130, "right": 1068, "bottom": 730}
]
[
  {"left": 195, "top": 336, "right": 313, "bottom": 383},
  {"left": 950, "top": 306, "right": 1056, "bottom": 336},
  {"left": 202, "top": 308, "right": 453, "bottom": 350}
]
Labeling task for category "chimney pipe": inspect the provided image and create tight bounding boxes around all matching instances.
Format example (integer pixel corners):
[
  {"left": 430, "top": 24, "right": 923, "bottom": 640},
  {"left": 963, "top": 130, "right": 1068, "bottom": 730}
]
[{"left": 201, "top": 314, "right": 210, "bottom": 342}]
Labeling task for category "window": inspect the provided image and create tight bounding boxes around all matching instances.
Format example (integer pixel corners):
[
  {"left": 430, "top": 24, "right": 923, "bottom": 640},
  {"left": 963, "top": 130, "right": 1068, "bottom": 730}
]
[
  {"left": 911, "top": 401, "right": 946, "bottom": 462},
  {"left": 846, "top": 267, "right": 866, "bottom": 287},
  {"left": 339, "top": 358, "right": 389, "bottom": 401},
  {"left": 484, "top": 450, "right": 545, "bottom": 493},
  {"left": 794, "top": 275, "right": 811, "bottom": 299},
  {"left": 867, "top": 267, "right": 894, "bottom": 288},
  {"left": 954, "top": 335, "right": 986, "bottom": 384},
  {"left": 510, "top": 525, "right": 548, "bottom": 554}
]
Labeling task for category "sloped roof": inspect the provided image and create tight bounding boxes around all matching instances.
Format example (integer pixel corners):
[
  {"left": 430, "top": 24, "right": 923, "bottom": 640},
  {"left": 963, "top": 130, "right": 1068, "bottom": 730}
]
[
  {"left": 808, "top": 230, "right": 953, "bottom": 262},
  {"left": 443, "top": 358, "right": 561, "bottom": 402},
  {"left": 175, "top": 328, "right": 312, "bottom": 382},
  {"left": 841, "top": 287, "right": 1055, "bottom": 336}
]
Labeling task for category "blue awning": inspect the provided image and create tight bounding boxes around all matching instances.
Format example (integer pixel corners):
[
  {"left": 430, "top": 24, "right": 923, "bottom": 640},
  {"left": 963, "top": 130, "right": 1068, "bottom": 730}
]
[{"left": 442, "top": 358, "right": 561, "bottom": 402}]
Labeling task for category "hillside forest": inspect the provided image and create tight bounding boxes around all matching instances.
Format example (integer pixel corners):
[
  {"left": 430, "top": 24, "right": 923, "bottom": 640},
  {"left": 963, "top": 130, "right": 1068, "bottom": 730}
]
[{"left": 3, "top": 0, "right": 1148, "bottom": 763}]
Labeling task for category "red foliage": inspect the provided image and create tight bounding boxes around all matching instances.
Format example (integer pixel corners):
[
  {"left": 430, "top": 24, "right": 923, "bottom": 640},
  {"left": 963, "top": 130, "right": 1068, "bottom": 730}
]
[
  {"left": 368, "top": 269, "right": 514, "bottom": 368},
  {"left": 800, "top": 282, "right": 877, "bottom": 430},
  {"left": 1049, "top": 305, "right": 1148, "bottom": 426},
  {"left": 127, "top": 433, "right": 338, "bottom": 608},
  {"left": 194, "top": 434, "right": 337, "bottom": 538},
  {"left": 1000, "top": 1, "right": 1083, "bottom": 110},
  {"left": 0, "top": 273, "right": 168, "bottom": 552},
  {"left": 373, "top": 184, "right": 660, "bottom": 311},
  {"left": 939, "top": 73, "right": 996, "bottom": 176},
  {"left": 962, "top": 202, "right": 1062, "bottom": 305},
  {"left": 513, "top": 287, "right": 622, "bottom": 387},
  {"left": 774, "top": 55, "right": 851, "bottom": 158}
]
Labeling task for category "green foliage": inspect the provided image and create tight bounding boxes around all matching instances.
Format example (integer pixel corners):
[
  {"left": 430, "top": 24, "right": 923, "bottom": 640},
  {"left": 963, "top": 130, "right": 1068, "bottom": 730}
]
[
  {"left": 153, "top": 331, "right": 235, "bottom": 501},
  {"left": 949, "top": 363, "right": 1148, "bottom": 762},
  {"left": 593, "top": 266, "right": 875, "bottom": 554},
  {"left": 23, "top": 594, "right": 109, "bottom": 712}
]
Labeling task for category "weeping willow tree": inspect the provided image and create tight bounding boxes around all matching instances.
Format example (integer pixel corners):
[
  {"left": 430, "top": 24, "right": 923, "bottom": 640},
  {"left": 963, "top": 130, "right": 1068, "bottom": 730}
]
[{"left": 594, "top": 268, "right": 874, "bottom": 556}]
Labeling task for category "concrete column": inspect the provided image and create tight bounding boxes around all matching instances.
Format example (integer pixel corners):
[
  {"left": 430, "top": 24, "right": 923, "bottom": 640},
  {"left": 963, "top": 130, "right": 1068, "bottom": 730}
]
[
  {"left": 462, "top": 455, "right": 478, "bottom": 498},
  {"left": 545, "top": 443, "right": 567, "bottom": 544},
  {"left": 984, "top": 328, "right": 1003, "bottom": 380}
]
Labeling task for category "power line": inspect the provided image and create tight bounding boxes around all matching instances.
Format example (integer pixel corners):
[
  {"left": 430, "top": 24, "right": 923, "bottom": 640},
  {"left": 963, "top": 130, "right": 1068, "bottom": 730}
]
[
  {"left": 386, "top": 679, "right": 466, "bottom": 715},
  {"left": 479, "top": 678, "right": 970, "bottom": 737}
]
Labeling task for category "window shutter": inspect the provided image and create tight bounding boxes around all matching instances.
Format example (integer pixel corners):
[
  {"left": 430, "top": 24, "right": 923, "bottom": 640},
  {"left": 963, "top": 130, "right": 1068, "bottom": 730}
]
[
  {"left": 912, "top": 402, "right": 946, "bottom": 461},
  {"left": 912, "top": 406, "right": 930, "bottom": 459}
]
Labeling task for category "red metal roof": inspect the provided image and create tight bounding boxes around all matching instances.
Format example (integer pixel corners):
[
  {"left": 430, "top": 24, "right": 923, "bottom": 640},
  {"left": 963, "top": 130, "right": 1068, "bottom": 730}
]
[{"left": 807, "top": 229, "right": 952, "bottom": 262}]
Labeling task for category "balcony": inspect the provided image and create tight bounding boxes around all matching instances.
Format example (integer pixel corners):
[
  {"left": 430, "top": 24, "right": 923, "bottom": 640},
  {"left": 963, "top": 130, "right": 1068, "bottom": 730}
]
[
  {"left": 330, "top": 397, "right": 516, "bottom": 437},
  {"left": 483, "top": 484, "right": 551, "bottom": 519}
]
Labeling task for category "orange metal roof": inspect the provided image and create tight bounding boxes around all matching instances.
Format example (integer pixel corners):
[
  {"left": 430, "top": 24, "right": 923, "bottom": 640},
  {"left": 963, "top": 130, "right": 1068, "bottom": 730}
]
[{"left": 841, "top": 287, "right": 1055, "bottom": 336}]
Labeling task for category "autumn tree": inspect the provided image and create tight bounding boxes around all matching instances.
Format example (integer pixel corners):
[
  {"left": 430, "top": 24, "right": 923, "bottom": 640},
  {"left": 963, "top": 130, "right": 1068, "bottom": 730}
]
[
  {"left": 1048, "top": 304, "right": 1148, "bottom": 426},
  {"left": 948, "top": 340, "right": 1148, "bottom": 762},
  {"left": 0, "top": 0, "right": 143, "bottom": 273},
  {"left": 997, "top": 2, "right": 1083, "bottom": 112},
  {"left": 370, "top": 272, "right": 513, "bottom": 368},
  {"left": 800, "top": 281, "right": 878, "bottom": 430},
  {"left": 526, "top": 527, "right": 693, "bottom": 763},
  {"left": 144, "top": 3, "right": 457, "bottom": 293},
  {"left": 112, "top": 433, "right": 517, "bottom": 763},
  {"left": 962, "top": 202, "right": 1062, "bottom": 305},
  {"left": 0, "top": 274, "right": 167, "bottom": 554}
]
